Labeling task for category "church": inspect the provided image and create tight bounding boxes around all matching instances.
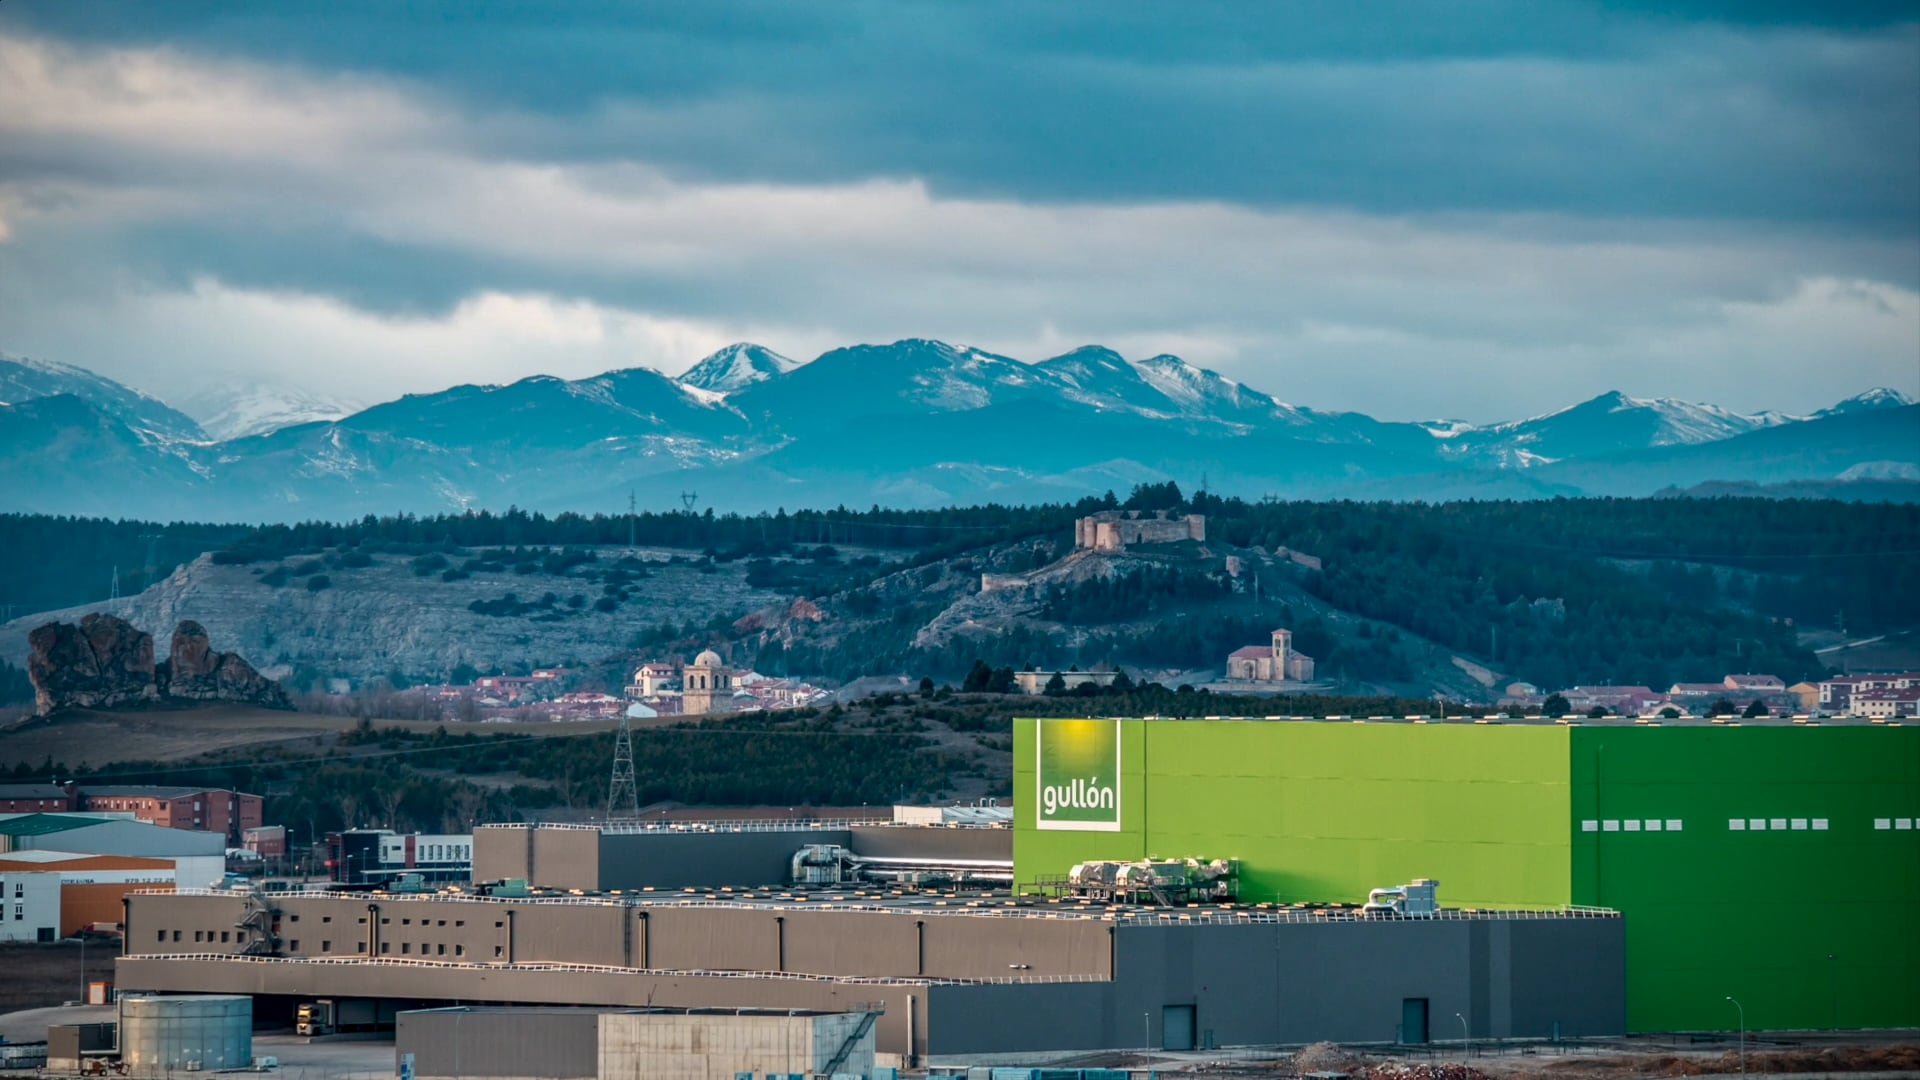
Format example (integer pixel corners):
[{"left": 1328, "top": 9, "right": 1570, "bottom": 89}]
[{"left": 1226, "top": 629, "right": 1316, "bottom": 684}]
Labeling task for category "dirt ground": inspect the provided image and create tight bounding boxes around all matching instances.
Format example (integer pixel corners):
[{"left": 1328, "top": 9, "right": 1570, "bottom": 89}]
[
  {"left": 0, "top": 704, "right": 634, "bottom": 771},
  {"left": 0, "top": 942, "right": 118, "bottom": 1014}
]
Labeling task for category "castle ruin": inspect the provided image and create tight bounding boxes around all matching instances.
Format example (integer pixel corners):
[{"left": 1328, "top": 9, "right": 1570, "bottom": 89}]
[{"left": 1074, "top": 510, "right": 1206, "bottom": 552}]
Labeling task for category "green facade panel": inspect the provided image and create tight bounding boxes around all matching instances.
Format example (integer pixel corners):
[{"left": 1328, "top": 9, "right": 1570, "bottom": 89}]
[
  {"left": 1012, "top": 717, "right": 1920, "bottom": 1033},
  {"left": 1568, "top": 726, "right": 1920, "bottom": 1032}
]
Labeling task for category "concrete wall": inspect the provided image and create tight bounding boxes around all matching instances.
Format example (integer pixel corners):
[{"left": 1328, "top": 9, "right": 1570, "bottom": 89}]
[{"left": 398, "top": 1008, "right": 599, "bottom": 1079}]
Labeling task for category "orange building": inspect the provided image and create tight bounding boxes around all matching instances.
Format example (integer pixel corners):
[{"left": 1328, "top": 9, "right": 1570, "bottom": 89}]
[
  {"left": 79, "top": 787, "right": 264, "bottom": 845},
  {"left": 0, "top": 852, "right": 176, "bottom": 936}
]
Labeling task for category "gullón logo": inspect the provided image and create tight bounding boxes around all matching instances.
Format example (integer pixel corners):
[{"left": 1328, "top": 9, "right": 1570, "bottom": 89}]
[{"left": 1036, "top": 718, "right": 1122, "bottom": 831}]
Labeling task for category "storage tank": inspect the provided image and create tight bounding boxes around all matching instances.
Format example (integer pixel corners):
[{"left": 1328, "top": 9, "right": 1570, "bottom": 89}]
[{"left": 119, "top": 995, "right": 252, "bottom": 1072}]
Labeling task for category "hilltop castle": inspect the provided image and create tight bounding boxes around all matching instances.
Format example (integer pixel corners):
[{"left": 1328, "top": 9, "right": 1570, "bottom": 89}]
[{"left": 1074, "top": 510, "right": 1206, "bottom": 552}]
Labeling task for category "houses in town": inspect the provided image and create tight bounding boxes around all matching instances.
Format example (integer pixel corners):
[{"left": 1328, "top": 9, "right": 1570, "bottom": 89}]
[{"left": 1502, "top": 670, "right": 1920, "bottom": 718}]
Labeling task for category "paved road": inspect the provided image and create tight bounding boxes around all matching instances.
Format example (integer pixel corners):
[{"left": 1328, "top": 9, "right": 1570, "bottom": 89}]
[{"left": 0, "top": 1007, "right": 394, "bottom": 1080}]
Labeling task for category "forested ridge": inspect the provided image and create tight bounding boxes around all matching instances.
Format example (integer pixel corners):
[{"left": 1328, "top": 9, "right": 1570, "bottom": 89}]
[{"left": 2, "top": 492, "right": 1914, "bottom": 694}]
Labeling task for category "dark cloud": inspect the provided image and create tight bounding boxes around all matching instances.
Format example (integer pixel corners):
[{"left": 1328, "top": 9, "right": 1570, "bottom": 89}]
[{"left": 4, "top": 2, "right": 1914, "bottom": 231}]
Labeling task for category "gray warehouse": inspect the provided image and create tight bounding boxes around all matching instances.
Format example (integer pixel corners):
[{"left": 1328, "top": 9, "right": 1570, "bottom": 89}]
[{"left": 118, "top": 883, "right": 1624, "bottom": 1063}]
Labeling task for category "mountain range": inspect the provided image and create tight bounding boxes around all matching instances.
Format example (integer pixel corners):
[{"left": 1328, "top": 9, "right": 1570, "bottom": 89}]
[{"left": 0, "top": 345, "right": 1913, "bottom": 521}]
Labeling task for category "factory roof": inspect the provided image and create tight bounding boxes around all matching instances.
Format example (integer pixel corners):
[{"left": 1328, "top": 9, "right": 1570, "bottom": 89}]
[
  {"left": 82, "top": 785, "right": 218, "bottom": 799},
  {"left": 0, "top": 813, "right": 110, "bottom": 837},
  {"left": 158, "top": 883, "right": 1616, "bottom": 925}
]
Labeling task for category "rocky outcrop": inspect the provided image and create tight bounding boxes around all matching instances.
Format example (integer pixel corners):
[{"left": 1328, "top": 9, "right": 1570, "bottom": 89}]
[
  {"left": 27, "top": 613, "right": 158, "bottom": 715},
  {"left": 158, "top": 620, "right": 290, "bottom": 708},
  {"left": 28, "top": 614, "right": 290, "bottom": 715}
]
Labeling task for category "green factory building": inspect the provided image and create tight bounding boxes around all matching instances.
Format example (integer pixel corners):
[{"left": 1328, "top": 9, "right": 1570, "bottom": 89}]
[{"left": 1013, "top": 716, "right": 1920, "bottom": 1033}]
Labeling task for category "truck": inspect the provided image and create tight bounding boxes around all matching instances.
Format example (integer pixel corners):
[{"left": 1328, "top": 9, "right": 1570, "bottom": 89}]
[{"left": 295, "top": 999, "right": 394, "bottom": 1036}]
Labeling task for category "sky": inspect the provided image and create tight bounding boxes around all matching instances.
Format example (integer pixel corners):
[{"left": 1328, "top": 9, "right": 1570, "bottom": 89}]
[{"left": 0, "top": 2, "right": 1916, "bottom": 423}]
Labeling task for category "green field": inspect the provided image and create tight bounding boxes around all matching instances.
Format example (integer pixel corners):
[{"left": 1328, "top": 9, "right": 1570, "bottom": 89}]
[{"left": 1013, "top": 717, "right": 1920, "bottom": 1032}]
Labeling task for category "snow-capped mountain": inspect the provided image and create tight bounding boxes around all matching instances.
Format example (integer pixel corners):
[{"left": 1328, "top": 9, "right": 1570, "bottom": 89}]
[
  {"left": 0, "top": 355, "right": 206, "bottom": 443},
  {"left": 0, "top": 342, "right": 1912, "bottom": 519},
  {"left": 1440, "top": 390, "right": 1796, "bottom": 467},
  {"left": 181, "top": 382, "right": 364, "bottom": 441},
  {"left": 1813, "top": 387, "right": 1914, "bottom": 419},
  {"left": 676, "top": 344, "right": 802, "bottom": 395}
]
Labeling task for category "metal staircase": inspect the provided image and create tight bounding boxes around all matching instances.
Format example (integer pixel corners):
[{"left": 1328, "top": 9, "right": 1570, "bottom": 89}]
[{"left": 820, "top": 1003, "right": 883, "bottom": 1077}]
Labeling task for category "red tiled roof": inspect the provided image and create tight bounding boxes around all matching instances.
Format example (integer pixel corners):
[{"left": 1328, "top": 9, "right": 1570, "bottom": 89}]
[{"left": 1228, "top": 646, "right": 1272, "bottom": 660}]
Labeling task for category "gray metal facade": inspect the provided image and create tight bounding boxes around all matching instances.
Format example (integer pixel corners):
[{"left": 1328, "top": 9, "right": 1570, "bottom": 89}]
[
  {"left": 474, "top": 823, "right": 1012, "bottom": 891},
  {"left": 120, "top": 890, "right": 1623, "bottom": 1059},
  {"left": 398, "top": 1008, "right": 599, "bottom": 1079}
]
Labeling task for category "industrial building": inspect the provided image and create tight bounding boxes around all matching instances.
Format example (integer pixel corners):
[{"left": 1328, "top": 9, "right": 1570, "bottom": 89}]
[
  {"left": 1015, "top": 715, "right": 1920, "bottom": 1032},
  {"left": 0, "top": 784, "right": 264, "bottom": 843},
  {"left": 0, "top": 867, "right": 60, "bottom": 941},
  {"left": 0, "top": 813, "right": 226, "bottom": 887},
  {"left": 396, "top": 1006, "right": 878, "bottom": 1080},
  {"left": 473, "top": 819, "right": 1012, "bottom": 892},
  {"left": 326, "top": 829, "right": 473, "bottom": 886},
  {"left": 116, "top": 884, "right": 1621, "bottom": 1063},
  {"left": 0, "top": 851, "right": 177, "bottom": 936}
]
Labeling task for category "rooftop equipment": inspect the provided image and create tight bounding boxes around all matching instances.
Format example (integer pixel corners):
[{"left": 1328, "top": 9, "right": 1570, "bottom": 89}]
[{"left": 1363, "top": 878, "right": 1440, "bottom": 916}]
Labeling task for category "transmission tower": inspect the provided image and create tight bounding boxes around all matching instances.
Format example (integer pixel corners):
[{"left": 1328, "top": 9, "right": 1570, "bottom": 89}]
[
  {"left": 606, "top": 713, "right": 640, "bottom": 821},
  {"left": 680, "top": 490, "right": 699, "bottom": 513},
  {"left": 627, "top": 490, "right": 637, "bottom": 548},
  {"left": 109, "top": 565, "right": 120, "bottom": 601},
  {"left": 140, "top": 532, "right": 162, "bottom": 586}
]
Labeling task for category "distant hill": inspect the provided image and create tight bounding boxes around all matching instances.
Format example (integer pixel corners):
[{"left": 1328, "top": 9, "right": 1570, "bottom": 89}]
[{"left": 0, "top": 342, "right": 1911, "bottom": 519}]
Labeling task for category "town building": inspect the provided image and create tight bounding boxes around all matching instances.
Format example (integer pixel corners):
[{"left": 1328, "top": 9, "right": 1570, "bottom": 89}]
[
  {"left": 1012, "top": 670, "right": 1120, "bottom": 695},
  {"left": 680, "top": 649, "right": 734, "bottom": 716},
  {"left": 1723, "top": 673, "right": 1785, "bottom": 692},
  {"left": 1224, "top": 629, "right": 1315, "bottom": 684},
  {"left": 1073, "top": 510, "right": 1206, "bottom": 552},
  {"left": 626, "top": 662, "right": 679, "bottom": 700},
  {"left": 78, "top": 786, "right": 264, "bottom": 845},
  {"left": 1560, "top": 686, "right": 1665, "bottom": 715},
  {"left": 1819, "top": 672, "right": 1920, "bottom": 713},
  {"left": 0, "top": 784, "right": 82, "bottom": 814},
  {"left": 241, "top": 826, "right": 287, "bottom": 860},
  {"left": 1849, "top": 687, "right": 1920, "bottom": 718}
]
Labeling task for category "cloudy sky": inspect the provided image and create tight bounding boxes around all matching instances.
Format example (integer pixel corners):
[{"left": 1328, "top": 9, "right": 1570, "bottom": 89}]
[{"left": 1, "top": 2, "right": 1915, "bottom": 422}]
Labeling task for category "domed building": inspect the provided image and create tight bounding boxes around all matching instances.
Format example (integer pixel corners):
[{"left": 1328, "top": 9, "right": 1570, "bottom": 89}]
[{"left": 682, "top": 649, "right": 733, "bottom": 715}]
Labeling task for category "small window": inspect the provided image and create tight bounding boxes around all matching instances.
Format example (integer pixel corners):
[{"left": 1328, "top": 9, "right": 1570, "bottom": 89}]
[
  {"left": 158, "top": 930, "right": 167, "bottom": 943},
  {"left": 356, "top": 942, "right": 366, "bottom": 954},
  {"left": 221, "top": 931, "right": 231, "bottom": 943},
  {"left": 494, "top": 920, "right": 504, "bottom": 928},
  {"left": 322, "top": 916, "right": 332, "bottom": 924},
  {"left": 401, "top": 943, "right": 411, "bottom": 954},
  {"left": 402, "top": 918, "right": 411, "bottom": 925},
  {"left": 455, "top": 944, "right": 465, "bottom": 957},
  {"left": 436, "top": 943, "right": 445, "bottom": 956},
  {"left": 11, "top": 883, "right": 20, "bottom": 898},
  {"left": 381, "top": 942, "right": 390, "bottom": 954},
  {"left": 288, "top": 939, "right": 300, "bottom": 952},
  {"left": 494, "top": 945, "right": 504, "bottom": 958},
  {"left": 289, "top": 914, "right": 300, "bottom": 922},
  {"left": 321, "top": 940, "right": 332, "bottom": 953},
  {"left": 437, "top": 919, "right": 446, "bottom": 927},
  {"left": 172, "top": 930, "right": 182, "bottom": 942},
  {"left": 455, "top": 920, "right": 464, "bottom": 927},
  {"left": 194, "top": 930, "right": 204, "bottom": 942},
  {"left": 381, "top": 918, "right": 391, "bottom": 925}
]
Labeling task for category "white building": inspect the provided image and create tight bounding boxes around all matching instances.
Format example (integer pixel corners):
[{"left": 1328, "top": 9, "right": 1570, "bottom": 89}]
[{"left": 0, "top": 869, "right": 61, "bottom": 942}]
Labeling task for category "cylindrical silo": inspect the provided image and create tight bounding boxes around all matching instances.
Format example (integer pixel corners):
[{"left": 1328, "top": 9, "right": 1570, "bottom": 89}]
[{"left": 119, "top": 995, "right": 253, "bottom": 1074}]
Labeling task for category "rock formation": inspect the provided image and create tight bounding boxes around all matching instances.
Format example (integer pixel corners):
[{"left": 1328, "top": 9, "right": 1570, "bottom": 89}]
[
  {"left": 28, "top": 614, "right": 290, "bottom": 715},
  {"left": 158, "top": 619, "right": 290, "bottom": 708},
  {"left": 26, "top": 613, "right": 158, "bottom": 715}
]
